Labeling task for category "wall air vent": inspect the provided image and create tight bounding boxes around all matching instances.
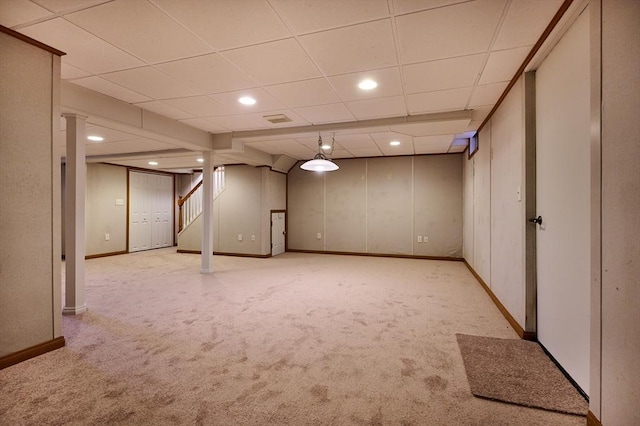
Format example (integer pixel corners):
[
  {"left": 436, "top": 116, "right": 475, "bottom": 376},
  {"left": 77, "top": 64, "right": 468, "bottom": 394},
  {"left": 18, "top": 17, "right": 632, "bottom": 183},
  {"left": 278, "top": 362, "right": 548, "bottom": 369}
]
[{"left": 263, "top": 114, "right": 292, "bottom": 124}]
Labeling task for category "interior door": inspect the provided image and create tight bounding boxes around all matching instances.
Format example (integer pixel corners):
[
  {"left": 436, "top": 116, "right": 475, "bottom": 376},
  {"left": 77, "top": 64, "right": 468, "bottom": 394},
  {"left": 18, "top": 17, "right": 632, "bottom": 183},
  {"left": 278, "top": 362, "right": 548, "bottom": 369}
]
[
  {"left": 534, "top": 8, "right": 590, "bottom": 394},
  {"left": 271, "top": 212, "right": 285, "bottom": 256},
  {"left": 129, "top": 171, "right": 151, "bottom": 252},
  {"left": 130, "top": 171, "right": 173, "bottom": 252},
  {"left": 151, "top": 173, "right": 173, "bottom": 249}
]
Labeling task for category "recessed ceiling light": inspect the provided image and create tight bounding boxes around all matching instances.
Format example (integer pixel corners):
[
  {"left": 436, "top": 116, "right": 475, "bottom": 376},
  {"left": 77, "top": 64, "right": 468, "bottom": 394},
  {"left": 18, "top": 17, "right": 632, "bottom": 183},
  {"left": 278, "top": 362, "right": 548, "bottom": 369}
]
[
  {"left": 390, "top": 140, "right": 401, "bottom": 146},
  {"left": 148, "top": 161, "right": 158, "bottom": 166},
  {"left": 321, "top": 144, "right": 332, "bottom": 150},
  {"left": 358, "top": 79, "right": 378, "bottom": 90},
  {"left": 197, "top": 158, "right": 204, "bottom": 163},
  {"left": 87, "top": 135, "right": 103, "bottom": 141},
  {"left": 238, "top": 96, "right": 256, "bottom": 105}
]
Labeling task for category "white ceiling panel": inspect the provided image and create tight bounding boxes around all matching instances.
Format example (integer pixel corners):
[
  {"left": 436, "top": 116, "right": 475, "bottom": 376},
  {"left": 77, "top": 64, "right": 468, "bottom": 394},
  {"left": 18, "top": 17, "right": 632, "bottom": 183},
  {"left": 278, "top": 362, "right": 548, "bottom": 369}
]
[
  {"left": 61, "top": 62, "right": 91, "bottom": 80},
  {"left": 469, "top": 82, "right": 509, "bottom": 107},
  {"left": 18, "top": 18, "right": 145, "bottom": 73},
  {"left": 391, "top": 0, "right": 469, "bottom": 16},
  {"left": 347, "top": 148, "right": 384, "bottom": 157},
  {"left": 330, "top": 134, "right": 378, "bottom": 149},
  {"left": 222, "top": 38, "right": 321, "bottom": 86},
  {"left": 294, "top": 103, "right": 356, "bottom": 124},
  {"left": 155, "top": 54, "right": 255, "bottom": 95},
  {"left": 413, "top": 134, "right": 454, "bottom": 155},
  {"left": 265, "top": 78, "right": 341, "bottom": 108},
  {"left": 346, "top": 96, "right": 407, "bottom": 120},
  {"left": 329, "top": 150, "right": 355, "bottom": 159},
  {"left": 406, "top": 87, "right": 472, "bottom": 114},
  {"left": 134, "top": 101, "right": 192, "bottom": 120},
  {"left": 152, "top": 0, "right": 291, "bottom": 51},
  {"left": 390, "top": 119, "right": 470, "bottom": 137},
  {"left": 403, "top": 54, "right": 485, "bottom": 94},
  {"left": 66, "top": 0, "right": 210, "bottom": 64},
  {"left": 299, "top": 19, "right": 397, "bottom": 76},
  {"left": 295, "top": 136, "right": 344, "bottom": 151},
  {"left": 178, "top": 118, "right": 229, "bottom": 133},
  {"left": 204, "top": 115, "right": 267, "bottom": 132},
  {"left": 32, "top": 0, "right": 111, "bottom": 13},
  {"left": 493, "top": 0, "right": 563, "bottom": 50},
  {"left": 328, "top": 67, "right": 404, "bottom": 101},
  {"left": 101, "top": 67, "right": 200, "bottom": 100},
  {"left": 0, "top": 0, "right": 52, "bottom": 27},
  {"left": 72, "top": 76, "right": 152, "bottom": 103},
  {"left": 479, "top": 46, "right": 531, "bottom": 85},
  {"left": 395, "top": 0, "right": 507, "bottom": 63},
  {"left": 162, "top": 96, "right": 230, "bottom": 118},
  {"left": 211, "top": 88, "right": 287, "bottom": 115},
  {"left": 270, "top": 0, "right": 389, "bottom": 34}
]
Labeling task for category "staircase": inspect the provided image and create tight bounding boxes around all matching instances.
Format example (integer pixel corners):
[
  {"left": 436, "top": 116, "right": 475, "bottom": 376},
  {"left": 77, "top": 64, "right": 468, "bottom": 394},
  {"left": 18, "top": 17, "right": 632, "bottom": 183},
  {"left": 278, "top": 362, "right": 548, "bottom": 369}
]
[{"left": 178, "top": 166, "right": 225, "bottom": 234}]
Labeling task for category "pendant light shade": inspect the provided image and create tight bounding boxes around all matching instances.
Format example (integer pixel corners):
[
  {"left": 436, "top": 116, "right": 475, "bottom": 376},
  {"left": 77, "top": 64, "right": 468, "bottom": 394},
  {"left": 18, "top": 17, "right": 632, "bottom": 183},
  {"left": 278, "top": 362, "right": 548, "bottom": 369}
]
[{"left": 300, "top": 134, "right": 339, "bottom": 172}]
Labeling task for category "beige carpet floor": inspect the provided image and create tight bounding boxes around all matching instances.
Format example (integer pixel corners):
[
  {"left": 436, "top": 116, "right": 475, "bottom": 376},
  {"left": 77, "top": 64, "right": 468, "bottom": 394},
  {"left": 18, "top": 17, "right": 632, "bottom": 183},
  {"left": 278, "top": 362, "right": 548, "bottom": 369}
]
[{"left": 0, "top": 249, "right": 586, "bottom": 425}]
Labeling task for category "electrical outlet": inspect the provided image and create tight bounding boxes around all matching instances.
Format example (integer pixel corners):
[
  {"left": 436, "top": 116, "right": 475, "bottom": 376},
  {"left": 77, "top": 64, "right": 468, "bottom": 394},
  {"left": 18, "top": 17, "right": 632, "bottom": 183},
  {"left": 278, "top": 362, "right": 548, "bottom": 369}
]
[
  {"left": 251, "top": 235, "right": 256, "bottom": 242},
  {"left": 238, "top": 234, "right": 243, "bottom": 242},
  {"left": 317, "top": 232, "right": 322, "bottom": 240},
  {"left": 105, "top": 233, "right": 110, "bottom": 241},
  {"left": 417, "top": 236, "right": 422, "bottom": 243},
  {"left": 424, "top": 236, "right": 429, "bottom": 243}
]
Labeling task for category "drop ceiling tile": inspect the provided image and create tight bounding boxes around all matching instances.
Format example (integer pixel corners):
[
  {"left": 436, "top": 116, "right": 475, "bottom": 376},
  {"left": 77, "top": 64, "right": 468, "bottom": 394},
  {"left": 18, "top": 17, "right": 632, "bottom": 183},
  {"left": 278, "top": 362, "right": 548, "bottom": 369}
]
[
  {"left": 32, "top": 0, "right": 111, "bottom": 13},
  {"left": 331, "top": 134, "right": 377, "bottom": 149},
  {"left": 0, "top": 0, "right": 52, "bottom": 27},
  {"left": 395, "top": 0, "right": 506, "bottom": 63},
  {"left": 330, "top": 150, "right": 355, "bottom": 159},
  {"left": 152, "top": 0, "right": 291, "bottom": 50},
  {"left": 61, "top": 62, "right": 91, "bottom": 80},
  {"left": 406, "top": 87, "right": 472, "bottom": 114},
  {"left": 347, "top": 148, "right": 384, "bottom": 157},
  {"left": 479, "top": 46, "right": 531, "bottom": 85},
  {"left": 101, "top": 67, "right": 200, "bottom": 100},
  {"left": 265, "top": 78, "right": 341, "bottom": 108},
  {"left": 328, "top": 67, "right": 404, "bottom": 101},
  {"left": 466, "top": 106, "right": 493, "bottom": 132},
  {"left": 18, "top": 18, "right": 144, "bottom": 73},
  {"left": 493, "top": 0, "right": 563, "bottom": 50},
  {"left": 390, "top": 119, "right": 470, "bottom": 136},
  {"left": 245, "top": 110, "right": 310, "bottom": 129},
  {"left": 392, "top": 0, "right": 469, "bottom": 16},
  {"left": 155, "top": 54, "right": 255, "bottom": 95},
  {"left": 162, "top": 96, "right": 231, "bottom": 118},
  {"left": 204, "top": 115, "right": 268, "bottom": 132},
  {"left": 295, "top": 136, "right": 344, "bottom": 151},
  {"left": 378, "top": 141, "right": 414, "bottom": 156},
  {"left": 299, "top": 19, "right": 397, "bottom": 76},
  {"left": 469, "top": 82, "right": 509, "bottom": 107},
  {"left": 414, "top": 135, "right": 453, "bottom": 154},
  {"left": 270, "top": 0, "right": 389, "bottom": 34},
  {"left": 66, "top": 0, "right": 211, "bottom": 64},
  {"left": 371, "top": 132, "right": 414, "bottom": 155},
  {"left": 294, "top": 103, "right": 356, "bottom": 124},
  {"left": 72, "top": 76, "right": 151, "bottom": 103},
  {"left": 222, "top": 38, "right": 321, "bottom": 86},
  {"left": 178, "top": 118, "right": 229, "bottom": 133},
  {"left": 211, "top": 88, "right": 287, "bottom": 115},
  {"left": 134, "top": 101, "right": 192, "bottom": 120},
  {"left": 403, "top": 54, "right": 484, "bottom": 94},
  {"left": 346, "top": 96, "right": 407, "bottom": 120}
]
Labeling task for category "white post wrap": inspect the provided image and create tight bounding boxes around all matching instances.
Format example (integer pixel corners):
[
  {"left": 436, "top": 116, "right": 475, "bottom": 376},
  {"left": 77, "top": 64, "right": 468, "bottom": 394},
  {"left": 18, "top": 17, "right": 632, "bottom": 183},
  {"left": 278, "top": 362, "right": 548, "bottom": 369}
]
[
  {"left": 201, "top": 151, "right": 215, "bottom": 273},
  {"left": 62, "top": 113, "right": 87, "bottom": 315}
]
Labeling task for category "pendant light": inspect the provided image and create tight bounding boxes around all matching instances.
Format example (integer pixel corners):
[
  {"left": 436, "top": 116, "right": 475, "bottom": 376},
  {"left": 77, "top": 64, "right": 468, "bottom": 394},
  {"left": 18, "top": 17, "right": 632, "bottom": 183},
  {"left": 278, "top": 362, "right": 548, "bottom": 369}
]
[{"left": 300, "top": 133, "right": 339, "bottom": 172}]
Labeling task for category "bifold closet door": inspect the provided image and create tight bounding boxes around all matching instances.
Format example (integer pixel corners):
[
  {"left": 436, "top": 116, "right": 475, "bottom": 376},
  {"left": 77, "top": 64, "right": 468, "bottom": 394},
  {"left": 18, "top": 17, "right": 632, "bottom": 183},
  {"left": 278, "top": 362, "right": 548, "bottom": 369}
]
[{"left": 129, "top": 171, "right": 173, "bottom": 252}]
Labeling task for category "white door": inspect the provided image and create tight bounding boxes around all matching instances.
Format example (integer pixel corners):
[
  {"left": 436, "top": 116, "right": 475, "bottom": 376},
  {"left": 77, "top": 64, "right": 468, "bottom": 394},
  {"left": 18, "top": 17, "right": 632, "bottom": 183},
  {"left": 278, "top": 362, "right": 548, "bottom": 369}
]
[
  {"left": 534, "top": 9, "right": 590, "bottom": 394},
  {"left": 129, "top": 171, "right": 173, "bottom": 252},
  {"left": 271, "top": 212, "right": 285, "bottom": 256}
]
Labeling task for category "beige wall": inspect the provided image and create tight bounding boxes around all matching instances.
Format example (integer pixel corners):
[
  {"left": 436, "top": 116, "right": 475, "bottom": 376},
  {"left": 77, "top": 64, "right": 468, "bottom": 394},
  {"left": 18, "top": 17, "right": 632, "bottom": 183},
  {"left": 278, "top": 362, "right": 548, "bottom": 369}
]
[
  {"left": 85, "top": 163, "right": 127, "bottom": 256},
  {"left": 178, "top": 165, "right": 286, "bottom": 256},
  {"left": 288, "top": 155, "right": 463, "bottom": 257},
  {"left": 0, "top": 31, "right": 62, "bottom": 356},
  {"left": 599, "top": 0, "right": 640, "bottom": 423}
]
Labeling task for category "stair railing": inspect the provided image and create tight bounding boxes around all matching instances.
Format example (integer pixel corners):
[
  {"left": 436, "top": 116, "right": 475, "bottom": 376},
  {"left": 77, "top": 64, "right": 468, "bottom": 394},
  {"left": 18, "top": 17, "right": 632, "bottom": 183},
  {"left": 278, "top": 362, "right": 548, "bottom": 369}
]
[{"left": 178, "top": 166, "right": 225, "bottom": 232}]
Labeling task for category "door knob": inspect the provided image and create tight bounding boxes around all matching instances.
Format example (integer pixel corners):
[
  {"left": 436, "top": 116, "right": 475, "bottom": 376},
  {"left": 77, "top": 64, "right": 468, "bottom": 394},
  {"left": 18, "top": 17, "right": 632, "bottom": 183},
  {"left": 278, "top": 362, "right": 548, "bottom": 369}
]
[{"left": 529, "top": 216, "right": 543, "bottom": 225}]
